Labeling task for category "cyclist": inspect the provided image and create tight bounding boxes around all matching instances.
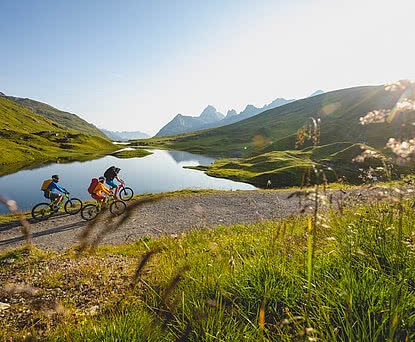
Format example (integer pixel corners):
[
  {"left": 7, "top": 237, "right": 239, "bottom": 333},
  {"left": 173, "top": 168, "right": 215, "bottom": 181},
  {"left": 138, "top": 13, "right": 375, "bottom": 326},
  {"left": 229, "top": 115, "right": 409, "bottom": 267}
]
[
  {"left": 91, "top": 176, "right": 113, "bottom": 208},
  {"left": 44, "top": 175, "right": 68, "bottom": 209},
  {"left": 104, "top": 166, "right": 124, "bottom": 199}
]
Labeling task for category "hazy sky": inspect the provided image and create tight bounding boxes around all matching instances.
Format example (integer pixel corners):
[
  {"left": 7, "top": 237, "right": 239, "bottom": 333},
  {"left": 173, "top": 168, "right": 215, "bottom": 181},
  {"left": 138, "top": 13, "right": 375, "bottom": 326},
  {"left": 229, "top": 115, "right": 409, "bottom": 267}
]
[{"left": 1, "top": 0, "right": 414, "bottom": 135}]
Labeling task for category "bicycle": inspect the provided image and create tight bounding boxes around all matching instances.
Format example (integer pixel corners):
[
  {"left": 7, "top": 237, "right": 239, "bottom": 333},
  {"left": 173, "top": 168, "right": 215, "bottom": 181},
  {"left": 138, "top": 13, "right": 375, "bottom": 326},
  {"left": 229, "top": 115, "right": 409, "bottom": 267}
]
[
  {"left": 31, "top": 192, "right": 83, "bottom": 221},
  {"left": 117, "top": 182, "right": 134, "bottom": 201},
  {"left": 80, "top": 194, "right": 127, "bottom": 221}
]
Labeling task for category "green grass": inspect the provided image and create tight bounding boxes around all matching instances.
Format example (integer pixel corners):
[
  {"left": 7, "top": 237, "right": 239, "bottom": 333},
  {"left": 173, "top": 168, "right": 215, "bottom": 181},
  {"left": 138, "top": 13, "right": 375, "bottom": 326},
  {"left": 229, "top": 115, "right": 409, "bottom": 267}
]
[
  {"left": 2, "top": 190, "right": 415, "bottom": 341},
  {"left": 131, "top": 85, "right": 408, "bottom": 158},
  {"left": 184, "top": 143, "right": 395, "bottom": 187},
  {"left": 59, "top": 202, "right": 415, "bottom": 341},
  {"left": 130, "top": 85, "right": 415, "bottom": 187},
  {"left": 111, "top": 149, "right": 153, "bottom": 159},
  {"left": 0, "top": 97, "right": 118, "bottom": 175},
  {"left": 2, "top": 94, "right": 106, "bottom": 138}
]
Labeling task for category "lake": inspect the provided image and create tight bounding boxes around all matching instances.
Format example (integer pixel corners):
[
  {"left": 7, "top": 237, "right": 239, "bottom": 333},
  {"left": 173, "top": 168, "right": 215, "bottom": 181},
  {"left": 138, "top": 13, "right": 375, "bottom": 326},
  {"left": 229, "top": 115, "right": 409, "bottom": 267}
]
[{"left": 0, "top": 149, "right": 256, "bottom": 214}]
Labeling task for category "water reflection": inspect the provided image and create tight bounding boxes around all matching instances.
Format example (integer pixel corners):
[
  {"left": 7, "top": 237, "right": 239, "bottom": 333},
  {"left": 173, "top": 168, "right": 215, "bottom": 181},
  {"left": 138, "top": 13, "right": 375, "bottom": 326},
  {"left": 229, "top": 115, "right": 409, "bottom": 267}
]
[
  {"left": 166, "top": 150, "right": 214, "bottom": 165},
  {"left": 0, "top": 150, "right": 255, "bottom": 214}
]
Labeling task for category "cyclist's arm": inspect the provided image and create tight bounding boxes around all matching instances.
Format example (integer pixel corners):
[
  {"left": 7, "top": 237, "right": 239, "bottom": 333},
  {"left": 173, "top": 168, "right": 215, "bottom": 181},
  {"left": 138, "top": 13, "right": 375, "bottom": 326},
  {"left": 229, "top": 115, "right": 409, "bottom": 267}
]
[
  {"left": 55, "top": 183, "right": 68, "bottom": 194},
  {"left": 115, "top": 175, "right": 124, "bottom": 184},
  {"left": 48, "top": 182, "right": 67, "bottom": 194},
  {"left": 96, "top": 183, "right": 112, "bottom": 196}
]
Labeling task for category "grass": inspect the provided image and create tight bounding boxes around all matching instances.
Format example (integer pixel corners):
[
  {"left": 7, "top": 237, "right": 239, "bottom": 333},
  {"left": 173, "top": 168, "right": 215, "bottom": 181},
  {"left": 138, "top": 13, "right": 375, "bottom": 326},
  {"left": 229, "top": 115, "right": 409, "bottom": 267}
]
[
  {"left": 2, "top": 186, "right": 415, "bottom": 341},
  {"left": 0, "top": 97, "right": 119, "bottom": 175},
  {"left": 184, "top": 143, "right": 405, "bottom": 188},
  {"left": 131, "top": 85, "right": 406, "bottom": 158},
  {"left": 111, "top": 149, "right": 153, "bottom": 159},
  {"left": 129, "top": 85, "right": 415, "bottom": 187},
  {"left": 1, "top": 94, "right": 106, "bottom": 138}
]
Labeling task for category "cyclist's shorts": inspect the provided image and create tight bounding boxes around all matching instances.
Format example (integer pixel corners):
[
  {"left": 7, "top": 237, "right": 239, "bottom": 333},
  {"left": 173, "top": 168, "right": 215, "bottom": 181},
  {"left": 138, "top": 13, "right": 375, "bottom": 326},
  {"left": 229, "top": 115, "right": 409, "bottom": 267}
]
[
  {"left": 106, "top": 180, "right": 117, "bottom": 189},
  {"left": 91, "top": 193, "right": 105, "bottom": 201},
  {"left": 49, "top": 192, "right": 59, "bottom": 201}
]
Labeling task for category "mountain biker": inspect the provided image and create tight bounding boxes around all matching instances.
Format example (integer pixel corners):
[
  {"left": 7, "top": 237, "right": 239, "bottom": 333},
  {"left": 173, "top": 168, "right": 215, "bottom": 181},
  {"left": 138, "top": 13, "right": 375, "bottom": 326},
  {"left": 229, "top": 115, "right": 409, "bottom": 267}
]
[
  {"left": 44, "top": 175, "right": 68, "bottom": 209},
  {"left": 104, "top": 166, "right": 124, "bottom": 199},
  {"left": 91, "top": 176, "right": 113, "bottom": 208}
]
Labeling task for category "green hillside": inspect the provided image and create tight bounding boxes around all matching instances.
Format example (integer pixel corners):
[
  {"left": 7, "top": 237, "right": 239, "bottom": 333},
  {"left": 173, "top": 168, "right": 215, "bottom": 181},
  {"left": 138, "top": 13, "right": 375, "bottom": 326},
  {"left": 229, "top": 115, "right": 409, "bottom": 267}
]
[
  {"left": 0, "top": 97, "right": 118, "bottom": 176},
  {"left": 0, "top": 94, "right": 106, "bottom": 138},
  {"left": 137, "top": 85, "right": 410, "bottom": 155},
  {"left": 134, "top": 84, "right": 415, "bottom": 186}
]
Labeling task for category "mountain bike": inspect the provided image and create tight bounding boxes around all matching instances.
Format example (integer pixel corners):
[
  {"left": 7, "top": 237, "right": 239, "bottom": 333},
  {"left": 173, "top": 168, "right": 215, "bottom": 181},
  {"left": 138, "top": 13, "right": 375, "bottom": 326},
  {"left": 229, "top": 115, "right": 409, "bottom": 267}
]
[
  {"left": 80, "top": 194, "right": 127, "bottom": 221},
  {"left": 118, "top": 182, "right": 134, "bottom": 201},
  {"left": 31, "top": 192, "right": 83, "bottom": 221}
]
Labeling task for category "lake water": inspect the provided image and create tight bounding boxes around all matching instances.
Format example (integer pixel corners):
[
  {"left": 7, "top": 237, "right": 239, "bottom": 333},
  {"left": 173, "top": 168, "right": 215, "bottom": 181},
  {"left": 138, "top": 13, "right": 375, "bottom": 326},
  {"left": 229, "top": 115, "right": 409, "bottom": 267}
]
[{"left": 0, "top": 149, "right": 256, "bottom": 214}]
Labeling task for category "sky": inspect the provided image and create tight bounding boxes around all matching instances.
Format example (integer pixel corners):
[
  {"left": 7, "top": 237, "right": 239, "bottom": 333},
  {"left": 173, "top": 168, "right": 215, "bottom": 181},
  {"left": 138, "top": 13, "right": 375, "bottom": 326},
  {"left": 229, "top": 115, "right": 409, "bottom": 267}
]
[{"left": 1, "top": 0, "right": 414, "bottom": 136}]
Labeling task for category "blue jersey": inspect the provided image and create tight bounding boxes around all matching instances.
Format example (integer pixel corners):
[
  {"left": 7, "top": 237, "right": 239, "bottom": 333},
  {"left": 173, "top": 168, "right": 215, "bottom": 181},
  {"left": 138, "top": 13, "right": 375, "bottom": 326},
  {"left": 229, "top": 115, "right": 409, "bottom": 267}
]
[{"left": 47, "top": 180, "right": 66, "bottom": 194}]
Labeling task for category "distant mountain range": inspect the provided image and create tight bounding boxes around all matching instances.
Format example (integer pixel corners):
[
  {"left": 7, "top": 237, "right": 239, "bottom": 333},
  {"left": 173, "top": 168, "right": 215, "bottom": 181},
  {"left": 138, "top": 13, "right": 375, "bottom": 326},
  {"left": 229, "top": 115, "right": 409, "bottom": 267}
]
[
  {"left": 0, "top": 92, "right": 106, "bottom": 138},
  {"left": 155, "top": 97, "right": 298, "bottom": 137},
  {"left": 101, "top": 129, "right": 150, "bottom": 141}
]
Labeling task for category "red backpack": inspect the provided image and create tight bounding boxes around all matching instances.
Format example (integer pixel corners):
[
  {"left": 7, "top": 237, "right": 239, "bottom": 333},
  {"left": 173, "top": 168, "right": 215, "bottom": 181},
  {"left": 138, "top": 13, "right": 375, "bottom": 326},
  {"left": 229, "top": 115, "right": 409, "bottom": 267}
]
[{"left": 87, "top": 178, "right": 99, "bottom": 194}]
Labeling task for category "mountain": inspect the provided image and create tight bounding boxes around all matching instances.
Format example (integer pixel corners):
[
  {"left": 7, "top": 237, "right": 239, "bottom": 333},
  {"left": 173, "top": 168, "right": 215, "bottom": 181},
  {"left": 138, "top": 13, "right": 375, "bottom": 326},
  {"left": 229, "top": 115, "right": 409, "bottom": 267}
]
[
  {"left": 155, "top": 105, "right": 224, "bottom": 137},
  {"left": 155, "top": 98, "right": 294, "bottom": 137},
  {"left": 139, "top": 83, "right": 415, "bottom": 187},
  {"left": 309, "top": 90, "right": 324, "bottom": 97},
  {"left": 0, "top": 92, "right": 106, "bottom": 138},
  {"left": 101, "top": 129, "right": 150, "bottom": 141},
  {"left": 0, "top": 97, "right": 117, "bottom": 175}
]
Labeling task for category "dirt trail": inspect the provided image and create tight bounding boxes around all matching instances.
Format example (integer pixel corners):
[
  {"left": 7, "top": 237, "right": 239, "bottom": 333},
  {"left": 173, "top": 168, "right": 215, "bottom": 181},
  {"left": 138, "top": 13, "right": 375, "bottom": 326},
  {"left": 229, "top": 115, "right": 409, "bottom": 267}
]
[{"left": 0, "top": 190, "right": 304, "bottom": 252}]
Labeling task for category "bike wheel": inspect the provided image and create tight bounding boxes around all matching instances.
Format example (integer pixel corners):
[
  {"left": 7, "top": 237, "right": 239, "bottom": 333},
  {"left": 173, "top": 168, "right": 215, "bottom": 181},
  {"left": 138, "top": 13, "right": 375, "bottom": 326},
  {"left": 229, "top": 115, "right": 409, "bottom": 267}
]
[
  {"left": 110, "top": 200, "right": 126, "bottom": 216},
  {"left": 64, "top": 198, "right": 83, "bottom": 215},
  {"left": 31, "top": 203, "right": 52, "bottom": 221},
  {"left": 119, "top": 187, "right": 134, "bottom": 201},
  {"left": 81, "top": 204, "right": 100, "bottom": 221}
]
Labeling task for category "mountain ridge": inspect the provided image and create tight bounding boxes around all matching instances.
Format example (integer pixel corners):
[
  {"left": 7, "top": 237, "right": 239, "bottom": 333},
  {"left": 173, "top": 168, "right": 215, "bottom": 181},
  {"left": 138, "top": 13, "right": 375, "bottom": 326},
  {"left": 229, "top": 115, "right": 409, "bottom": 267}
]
[
  {"left": 155, "top": 97, "right": 295, "bottom": 137},
  {"left": 0, "top": 92, "right": 106, "bottom": 138},
  {"left": 101, "top": 129, "right": 150, "bottom": 141}
]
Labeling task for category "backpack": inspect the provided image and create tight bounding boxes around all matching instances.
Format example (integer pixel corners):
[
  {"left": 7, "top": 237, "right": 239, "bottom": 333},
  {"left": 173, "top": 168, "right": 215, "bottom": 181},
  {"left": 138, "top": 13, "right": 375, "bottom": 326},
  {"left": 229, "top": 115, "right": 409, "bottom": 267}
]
[
  {"left": 41, "top": 179, "right": 53, "bottom": 191},
  {"left": 88, "top": 178, "right": 99, "bottom": 194},
  {"left": 104, "top": 167, "right": 116, "bottom": 181}
]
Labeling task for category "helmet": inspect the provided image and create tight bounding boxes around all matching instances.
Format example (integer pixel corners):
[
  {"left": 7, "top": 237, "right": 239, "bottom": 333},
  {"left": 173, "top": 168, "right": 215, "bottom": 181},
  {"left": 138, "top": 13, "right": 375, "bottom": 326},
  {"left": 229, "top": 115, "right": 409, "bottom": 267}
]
[
  {"left": 52, "top": 175, "right": 60, "bottom": 181},
  {"left": 99, "top": 176, "right": 105, "bottom": 181}
]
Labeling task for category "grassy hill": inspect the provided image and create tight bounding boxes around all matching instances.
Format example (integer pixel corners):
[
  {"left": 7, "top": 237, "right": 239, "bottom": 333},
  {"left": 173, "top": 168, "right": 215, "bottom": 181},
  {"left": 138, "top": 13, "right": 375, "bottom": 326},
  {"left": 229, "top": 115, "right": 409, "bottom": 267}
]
[
  {"left": 0, "top": 93, "right": 106, "bottom": 138},
  {"left": 133, "top": 84, "right": 415, "bottom": 186},
  {"left": 137, "top": 85, "right": 410, "bottom": 155},
  {"left": 0, "top": 97, "right": 118, "bottom": 175}
]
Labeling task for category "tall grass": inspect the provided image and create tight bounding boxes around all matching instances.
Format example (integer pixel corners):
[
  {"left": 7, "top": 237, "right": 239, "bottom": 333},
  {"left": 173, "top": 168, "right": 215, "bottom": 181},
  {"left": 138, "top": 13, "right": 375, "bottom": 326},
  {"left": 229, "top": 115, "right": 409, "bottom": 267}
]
[{"left": 43, "top": 198, "right": 415, "bottom": 342}]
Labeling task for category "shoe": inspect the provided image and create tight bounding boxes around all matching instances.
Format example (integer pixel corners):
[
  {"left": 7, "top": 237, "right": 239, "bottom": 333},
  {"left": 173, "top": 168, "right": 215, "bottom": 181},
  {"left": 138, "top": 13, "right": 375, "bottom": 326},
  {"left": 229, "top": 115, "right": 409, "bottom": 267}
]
[{"left": 53, "top": 206, "right": 61, "bottom": 211}]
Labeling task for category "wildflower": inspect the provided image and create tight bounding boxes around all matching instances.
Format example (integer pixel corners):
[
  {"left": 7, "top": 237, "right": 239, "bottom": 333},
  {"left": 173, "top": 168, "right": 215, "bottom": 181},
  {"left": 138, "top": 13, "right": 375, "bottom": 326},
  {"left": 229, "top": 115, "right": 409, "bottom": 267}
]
[
  {"left": 359, "top": 109, "right": 390, "bottom": 125},
  {"left": 386, "top": 138, "right": 415, "bottom": 163},
  {"left": 384, "top": 80, "right": 415, "bottom": 92}
]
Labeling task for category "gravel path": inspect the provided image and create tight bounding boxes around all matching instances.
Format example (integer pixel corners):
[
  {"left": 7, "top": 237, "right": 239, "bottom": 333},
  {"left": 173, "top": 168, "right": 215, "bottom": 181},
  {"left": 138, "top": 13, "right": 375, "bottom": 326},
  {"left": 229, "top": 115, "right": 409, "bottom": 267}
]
[{"left": 0, "top": 190, "right": 303, "bottom": 252}]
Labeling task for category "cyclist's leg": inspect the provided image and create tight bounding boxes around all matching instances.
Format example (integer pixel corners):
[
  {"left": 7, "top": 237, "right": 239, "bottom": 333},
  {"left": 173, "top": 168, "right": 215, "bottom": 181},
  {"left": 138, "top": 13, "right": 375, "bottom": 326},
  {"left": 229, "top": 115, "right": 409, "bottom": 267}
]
[
  {"left": 106, "top": 180, "right": 118, "bottom": 199},
  {"left": 114, "top": 184, "right": 121, "bottom": 199},
  {"left": 55, "top": 194, "right": 63, "bottom": 207},
  {"left": 49, "top": 192, "right": 60, "bottom": 208},
  {"left": 92, "top": 193, "right": 105, "bottom": 208}
]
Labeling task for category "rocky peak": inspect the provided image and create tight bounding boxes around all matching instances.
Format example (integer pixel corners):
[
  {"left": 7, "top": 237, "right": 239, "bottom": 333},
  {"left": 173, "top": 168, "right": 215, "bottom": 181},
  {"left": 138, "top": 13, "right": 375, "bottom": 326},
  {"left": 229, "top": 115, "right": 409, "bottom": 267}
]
[
  {"left": 199, "top": 105, "right": 224, "bottom": 123},
  {"left": 226, "top": 109, "right": 237, "bottom": 118},
  {"left": 309, "top": 90, "right": 324, "bottom": 97}
]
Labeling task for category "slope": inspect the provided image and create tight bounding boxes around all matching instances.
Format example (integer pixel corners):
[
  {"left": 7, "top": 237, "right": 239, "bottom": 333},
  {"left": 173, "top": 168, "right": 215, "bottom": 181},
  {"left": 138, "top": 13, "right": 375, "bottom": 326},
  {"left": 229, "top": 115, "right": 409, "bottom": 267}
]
[
  {"left": 135, "top": 84, "right": 415, "bottom": 186},
  {"left": 140, "top": 85, "right": 411, "bottom": 157},
  {"left": 0, "top": 97, "right": 117, "bottom": 176},
  {"left": 0, "top": 93, "right": 106, "bottom": 138}
]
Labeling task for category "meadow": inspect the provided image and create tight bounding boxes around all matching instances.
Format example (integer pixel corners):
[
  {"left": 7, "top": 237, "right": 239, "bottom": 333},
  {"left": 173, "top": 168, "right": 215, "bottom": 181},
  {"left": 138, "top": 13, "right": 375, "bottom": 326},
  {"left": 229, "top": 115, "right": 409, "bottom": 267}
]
[{"left": 1, "top": 182, "right": 415, "bottom": 341}]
